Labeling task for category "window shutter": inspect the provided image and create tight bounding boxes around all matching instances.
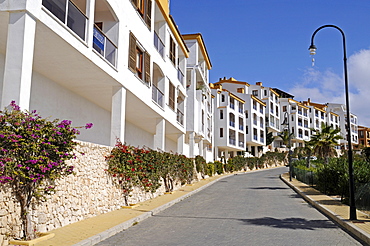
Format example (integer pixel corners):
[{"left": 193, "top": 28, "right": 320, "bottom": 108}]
[
  {"left": 169, "top": 83, "right": 175, "bottom": 110},
  {"left": 131, "top": 0, "right": 138, "bottom": 7},
  {"left": 129, "top": 33, "right": 136, "bottom": 72},
  {"left": 145, "top": 0, "right": 152, "bottom": 29},
  {"left": 144, "top": 51, "right": 151, "bottom": 84}
]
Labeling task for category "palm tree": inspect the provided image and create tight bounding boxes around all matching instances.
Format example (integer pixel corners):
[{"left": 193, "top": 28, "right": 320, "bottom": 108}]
[
  {"left": 277, "top": 130, "right": 294, "bottom": 148},
  {"left": 308, "top": 122, "right": 343, "bottom": 165}
]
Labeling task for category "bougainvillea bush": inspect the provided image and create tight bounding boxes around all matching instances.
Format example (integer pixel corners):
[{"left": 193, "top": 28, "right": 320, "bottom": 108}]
[
  {"left": 0, "top": 101, "right": 92, "bottom": 240},
  {"left": 106, "top": 141, "right": 195, "bottom": 206}
]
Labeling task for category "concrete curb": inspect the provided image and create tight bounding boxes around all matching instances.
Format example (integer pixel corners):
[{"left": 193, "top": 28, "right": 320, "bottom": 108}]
[{"left": 280, "top": 174, "right": 370, "bottom": 246}]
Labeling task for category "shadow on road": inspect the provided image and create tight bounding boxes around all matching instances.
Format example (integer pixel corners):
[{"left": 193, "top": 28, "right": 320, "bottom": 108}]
[
  {"left": 248, "top": 187, "right": 289, "bottom": 190},
  {"left": 239, "top": 217, "right": 337, "bottom": 230}
]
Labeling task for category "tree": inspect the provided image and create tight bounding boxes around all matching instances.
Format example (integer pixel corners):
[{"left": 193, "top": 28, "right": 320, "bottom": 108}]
[
  {"left": 0, "top": 101, "right": 92, "bottom": 240},
  {"left": 277, "top": 130, "right": 294, "bottom": 147},
  {"left": 308, "top": 122, "right": 342, "bottom": 165}
]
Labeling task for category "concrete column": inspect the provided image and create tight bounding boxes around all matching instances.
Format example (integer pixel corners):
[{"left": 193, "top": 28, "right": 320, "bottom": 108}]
[
  {"left": 85, "top": 0, "right": 96, "bottom": 47},
  {"left": 110, "top": 86, "right": 126, "bottom": 146},
  {"left": 154, "top": 119, "right": 165, "bottom": 151},
  {"left": 1, "top": 11, "right": 36, "bottom": 110},
  {"left": 199, "top": 139, "right": 204, "bottom": 157},
  {"left": 189, "top": 132, "right": 195, "bottom": 158},
  {"left": 177, "top": 133, "right": 184, "bottom": 154}
]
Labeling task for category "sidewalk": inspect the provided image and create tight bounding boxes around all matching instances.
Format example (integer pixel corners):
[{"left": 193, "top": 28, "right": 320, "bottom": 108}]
[
  {"left": 280, "top": 172, "right": 370, "bottom": 245},
  {"left": 31, "top": 169, "right": 370, "bottom": 246}
]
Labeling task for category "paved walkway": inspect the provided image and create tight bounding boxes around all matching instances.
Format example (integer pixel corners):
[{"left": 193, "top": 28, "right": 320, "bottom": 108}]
[
  {"left": 28, "top": 169, "right": 370, "bottom": 245},
  {"left": 281, "top": 172, "right": 370, "bottom": 245}
]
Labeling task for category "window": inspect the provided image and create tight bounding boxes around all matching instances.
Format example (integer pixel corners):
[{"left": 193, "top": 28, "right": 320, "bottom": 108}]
[
  {"left": 129, "top": 33, "right": 151, "bottom": 84},
  {"left": 264, "top": 90, "right": 267, "bottom": 96},
  {"left": 168, "top": 82, "right": 175, "bottom": 110},
  {"left": 169, "top": 36, "right": 176, "bottom": 65},
  {"left": 220, "top": 128, "right": 224, "bottom": 138},
  {"left": 283, "top": 106, "right": 287, "bottom": 112},
  {"left": 131, "top": 0, "right": 152, "bottom": 28},
  {"left": 252, "top": 90, "right": 258, "bottom": 96},
  {"left": 221, "top": 94, "right": 225, "bottom": 102},
  {"left": 136, "top": 48, "right": 143, "bottom": 79},
  {"left": 220, "top": 110, "right": 224, "bottom": 119}
]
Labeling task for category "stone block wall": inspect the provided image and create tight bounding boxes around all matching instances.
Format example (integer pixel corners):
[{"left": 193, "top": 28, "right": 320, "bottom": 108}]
[{"left": 0, "top": 141, "right": 171, "bottom": 245}]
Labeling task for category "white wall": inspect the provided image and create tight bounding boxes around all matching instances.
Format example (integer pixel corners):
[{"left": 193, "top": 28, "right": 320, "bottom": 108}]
[
  {"left": 0, "top": 53, "right": 4, "bottom": 99},
  {"left": 30, "top": 71, "right": 111, "bottom": 146},
  {"left": 125, "top": 121, "right": 154, "bottom": 148}
]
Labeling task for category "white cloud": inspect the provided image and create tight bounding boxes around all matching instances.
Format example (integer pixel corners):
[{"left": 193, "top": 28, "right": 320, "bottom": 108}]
[{"left": 289, "top": 49, "right": 370, "bottom": 126}]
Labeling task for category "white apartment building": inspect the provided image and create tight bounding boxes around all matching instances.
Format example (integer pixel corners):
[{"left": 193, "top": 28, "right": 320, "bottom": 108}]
[
  {"left": 211, "top": 78, "right": 266, "bottom": 158},
  {"left": 279, "top": 98, "right": 310, "bottom": 148},
  {"left": 0, "top": 0, "right": 193, "bottom": 154},
  {"left": 210, "top": 83, "right": 246, "bottom": 160},
  {"left": 183, "top": 34, "right": 213, "bottom": 162},
  {"left": 327, "top": 103, "right": 359, "bottom": 149},
  {"left": 249, "top": 82, "right": 280, "bottom": 149}
]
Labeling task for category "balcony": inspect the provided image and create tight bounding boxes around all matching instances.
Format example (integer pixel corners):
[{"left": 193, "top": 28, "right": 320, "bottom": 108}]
[
  {"left": 260, "top": 137, "right": 264, "bottom": 143},
  {"left": 43, "top": 0, "right": 87, "bottom": 40},
  {"left": 93, "top": 26, "right": 117, "bottom": 66},
  {"left": 152, "top": 84, "right": 164, "bottom": 107},
  {"left": 239, "top": 107, "right": 243, "bottom": 114},
  {"left": 177, "top": 68, "right": 184, "bottom": 85},
  {"left": 154, "top": 31, "right": 165, "bottom": 58},
  {"left": 230, "top": 121, "right": 235, "bottom": 128},
  {"left": 177, "top": 109, "right": 184, "bottom": 126},
  {"left": 230, "top": 103, "right": 235, "bottom": 110},
  {"left": 253, "top": 135, "right": 258, "bottom": 141},
  {"left": 298, "top": 110, "right": 302, "bottom": 115},
  {"left": 239, "top": 141, "right": 244, "bottom": 148},
  {"left": 239, "top": 125, "right": 244, "bottom": 131},
  {"left": 229, "top": 138, "right": 236, "bottom": 146}
]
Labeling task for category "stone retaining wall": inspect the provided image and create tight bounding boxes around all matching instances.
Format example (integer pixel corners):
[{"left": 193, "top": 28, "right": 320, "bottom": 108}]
[{"left": 0, "top": 141, "right": 175, "bottom": 246}]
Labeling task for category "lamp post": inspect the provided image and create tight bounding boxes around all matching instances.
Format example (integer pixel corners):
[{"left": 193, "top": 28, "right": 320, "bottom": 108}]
[
  {"left": 309, "top": 24, "right": 357, "bottom": 220},
  {"left": 282, "top": 111, "right": 292, "bottom": 181}
]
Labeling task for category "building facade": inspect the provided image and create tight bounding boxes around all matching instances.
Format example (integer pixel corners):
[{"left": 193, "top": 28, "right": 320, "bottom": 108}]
[{"left": 0, "top": 0, "right": 198, "bottom": 155}]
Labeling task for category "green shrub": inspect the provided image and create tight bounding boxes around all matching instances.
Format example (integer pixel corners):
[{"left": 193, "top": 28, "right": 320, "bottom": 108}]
[
  {"left": 207, "top": 163, "right": 215, "bottom": 177},
  {"left": 195, "top": 155, "right": 207, "bottom": 178},
  {"left": 213, "top": 161, "right": 224, "bottom": 174}
]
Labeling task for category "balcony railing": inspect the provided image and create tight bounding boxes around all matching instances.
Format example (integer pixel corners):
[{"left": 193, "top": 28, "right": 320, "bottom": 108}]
[
  {"left": 253, "top": 120, "right": 257, "bottom": 125},
  {"left": 177, "top": 109, "right": 184, "bottom": 126},
  {"left": 43, "top": 0, "right": 87, "bottom": 40},
  {"left": 230, "top": 103, "right": 235, "bottom": 109},
  {"left": 298, "top": 122, "right": 302, "bottom": 126},
  {"left": 239, "top": 141, "right": 244, "bottom": 148},
  {"left": 152, "top": 84, "right": 164, "bottom": 107},
  {"left": 229, "top": 138, "right": 236, "bottom": 145},
  {"left": 93, "top": 26, "right": 117, "bottom": 66},
  {"left": 239, "top": 107, "right": 243, "bottom": 114},
  {"left": 260, "top": 122, "right": 263, "bottom": 128},
  {"left": 260, "top": 137, "right": 264, "bottom": 143},
  {"left": 253, "top": 135, "right": 258, "bottom": 141},
  {"left": 177, "top": 68, "right": 184, "bottom": 85},
  {"left": 154, "top": 31, "right": 165, "bottom": 58},
  {"left": 230, "top": 121, "right": 235, "bottom": 127},
  {"left": 239, "top": 125, "right": 244, "bottom": 131}
]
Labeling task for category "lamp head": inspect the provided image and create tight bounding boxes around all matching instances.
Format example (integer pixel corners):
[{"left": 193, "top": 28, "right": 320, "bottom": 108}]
[{"left": 309, "top": 44, "right": 317, "bottom": 55}]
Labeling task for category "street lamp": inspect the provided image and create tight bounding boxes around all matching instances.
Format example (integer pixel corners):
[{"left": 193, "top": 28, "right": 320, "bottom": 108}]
[
  {"left": 309, "top": 24, "right": 357, "bottom": 220},
  {"left": 281, "top": 111, "right": 292, "bottom": 181}
]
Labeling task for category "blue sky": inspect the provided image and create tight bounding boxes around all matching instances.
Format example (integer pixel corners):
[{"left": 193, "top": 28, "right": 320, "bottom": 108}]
[{"left": 171, "top": 0, "right": 370, "bottom": 126}]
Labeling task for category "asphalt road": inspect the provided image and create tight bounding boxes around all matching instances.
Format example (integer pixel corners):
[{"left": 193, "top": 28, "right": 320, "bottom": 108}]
[{"left": 96, "top": 167, "right": 363, "bottom": 246}]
